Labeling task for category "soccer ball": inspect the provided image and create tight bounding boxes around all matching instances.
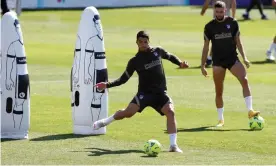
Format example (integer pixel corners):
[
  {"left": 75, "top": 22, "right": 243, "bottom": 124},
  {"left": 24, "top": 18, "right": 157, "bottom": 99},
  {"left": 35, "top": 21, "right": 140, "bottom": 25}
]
[
  {"left": 249, "top": 116, "right": 265, "bottom": 130},
  {"left": 143, "top": 139, "right": 162, "bottom": 157}
]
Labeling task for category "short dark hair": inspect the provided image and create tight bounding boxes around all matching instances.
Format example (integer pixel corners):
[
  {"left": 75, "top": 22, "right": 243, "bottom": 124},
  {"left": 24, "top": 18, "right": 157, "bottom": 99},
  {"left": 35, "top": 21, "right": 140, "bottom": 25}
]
[
  {"left": 136, "top": 30, "right": 149, "bottom": 40},
  {"left": 214, "top": 1, "right": 226, "bottom": 8}
]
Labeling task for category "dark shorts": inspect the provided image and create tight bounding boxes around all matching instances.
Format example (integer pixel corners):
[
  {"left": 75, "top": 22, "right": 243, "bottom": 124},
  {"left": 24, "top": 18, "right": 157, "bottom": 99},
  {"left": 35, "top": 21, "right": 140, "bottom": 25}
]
[
  {"left": 17, "top": 75, "right": 29, "bottom": 99},
  {"left": 213, "top": 57, "right": 240, "bottom": 70},
  {"left": 130, "top": 92, "right": 172, "bottom": 116}
]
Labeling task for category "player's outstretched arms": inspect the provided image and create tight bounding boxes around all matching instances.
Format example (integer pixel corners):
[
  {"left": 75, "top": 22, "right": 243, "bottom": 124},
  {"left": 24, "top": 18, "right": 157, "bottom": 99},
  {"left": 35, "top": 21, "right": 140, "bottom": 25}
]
[
  {"left": 95, "top": 58, "right": 135, "bottom": 91},
  {"left": 160, "top": 47, "right": 189, "bottom": 68}
]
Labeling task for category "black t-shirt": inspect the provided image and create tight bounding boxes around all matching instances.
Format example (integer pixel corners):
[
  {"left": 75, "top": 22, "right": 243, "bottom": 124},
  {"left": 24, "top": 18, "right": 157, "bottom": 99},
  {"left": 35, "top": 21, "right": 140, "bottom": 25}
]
[
  {"left": 204, "top": 17, "right": 240, "bottom": 62},
  {"left": 107, "top": 46, "right": 182, "bottom": 94}
]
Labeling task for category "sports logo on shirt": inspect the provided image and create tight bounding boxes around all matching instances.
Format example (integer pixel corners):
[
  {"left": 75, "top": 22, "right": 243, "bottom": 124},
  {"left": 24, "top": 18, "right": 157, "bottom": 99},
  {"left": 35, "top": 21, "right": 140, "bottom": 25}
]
[
  {"left": 153, "top": 52, "right": 158, "bottom": 57},
  {"left": 226, "top": 24, "right": 231, "bottom": 29}
]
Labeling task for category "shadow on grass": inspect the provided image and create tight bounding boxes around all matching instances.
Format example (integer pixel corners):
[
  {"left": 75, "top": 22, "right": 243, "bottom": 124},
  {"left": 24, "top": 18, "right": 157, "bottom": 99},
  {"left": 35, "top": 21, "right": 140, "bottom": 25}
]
[
  {"left": 236, "top": 18, "right": 256, "bottom": 22},
  {"left": 1, "top": 138, "right": 26, "bottom": 142},
  {"left": 30, "top": 133, "right": 97, "bottom": 141},
  {"left": 71, "top": 148, "right": 144, "bottom": 156},
  {"left": 164, "top": 126, "right": 251, "bottom": 133},
  {"left": 251, "top": 60, "right": 275, "bottom": 64}
]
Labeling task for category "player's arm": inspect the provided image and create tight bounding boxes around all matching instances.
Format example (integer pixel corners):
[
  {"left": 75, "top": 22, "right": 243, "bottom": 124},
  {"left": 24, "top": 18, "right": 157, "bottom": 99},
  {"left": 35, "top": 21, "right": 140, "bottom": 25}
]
[
  {"left": 96, "top": 58, "right": 136, "bottom": 90},
  {"left": 201, "top": 25, "right": 211, "bottom": 76},
  {"left": 201, "top": 0, "right": 211, "bottom": 16},
  {"left": 231, "top": 0, "right": 237, "bottom": 18},
  {"left": 235, "top": 35, "right": 250, "bottom": 68},
  {"left": 160, "top": 48, "right": 189, "bottom": 68},
  {"left": 233, "top": 20, "right": 250, "bottom": 68}
]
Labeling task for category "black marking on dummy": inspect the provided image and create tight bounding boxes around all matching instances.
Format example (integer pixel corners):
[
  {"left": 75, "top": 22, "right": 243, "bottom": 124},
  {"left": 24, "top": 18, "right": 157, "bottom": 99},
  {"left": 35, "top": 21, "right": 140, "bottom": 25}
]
[
  {"left": 95, "top": 52, "right": 106, "bottom": 59},
  {"left": 17, "top": 75, "right": 29, "bottom": 99},
  {"left": 6, "top": 97, "right": 13, "bottom": 113},
  {"left": 16, "top": 57, "right": 27, "bottom": 64},
  {"left": 92, "top": 14, "right": 103, "bottom": 41},
  {"left": 95, "top": 69, "right": 108, "bottom": 93},
  {"left": 74, "top": 91, "right": 80, "bottom": 107},
  {"left": 91, "top": 104, "right": 101, "bottom": 108}
]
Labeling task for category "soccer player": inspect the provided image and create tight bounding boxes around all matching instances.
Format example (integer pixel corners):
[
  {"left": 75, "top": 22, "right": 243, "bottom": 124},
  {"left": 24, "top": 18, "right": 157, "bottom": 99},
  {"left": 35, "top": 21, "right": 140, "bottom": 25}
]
[
  {"left": 201, "top": 1, "right": 260, "bottom": 127},
  {"left": 93, "top": 31, "right": 189, "bottom": 152},
  {"left": 266, "top": 35, "right": 276, "bottom": 62},
  {"left": 201, "top": 0, "right": 237, "bottom": 67},
  {"left": 265, "top": 1, "right": 276, "bottom": 62},
  {"left": 242, "top": 0, "right": 268, "bottom": 20},
  {"left": 1, "top": 0, "right": 21, "bottom": 16}
]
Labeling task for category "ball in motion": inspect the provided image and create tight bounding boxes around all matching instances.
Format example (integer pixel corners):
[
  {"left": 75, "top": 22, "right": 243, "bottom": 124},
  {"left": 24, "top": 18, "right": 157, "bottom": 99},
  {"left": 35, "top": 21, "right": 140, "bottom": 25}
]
[
  {"left": 249, "top": 116, "right": 265, "bottom": 130},
  {"left": 143, "top": 139, "right": 162, "bottom": 157}
]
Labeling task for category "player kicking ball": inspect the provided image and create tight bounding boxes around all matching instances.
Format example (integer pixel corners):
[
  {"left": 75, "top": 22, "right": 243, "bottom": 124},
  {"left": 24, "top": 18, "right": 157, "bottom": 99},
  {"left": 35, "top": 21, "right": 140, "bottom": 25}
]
[
  {"left": 201, "top": 1, "right": 260, "bottom": 127},
  {"left": 93, "top": 31, "right": 189, "bottom": 152}
]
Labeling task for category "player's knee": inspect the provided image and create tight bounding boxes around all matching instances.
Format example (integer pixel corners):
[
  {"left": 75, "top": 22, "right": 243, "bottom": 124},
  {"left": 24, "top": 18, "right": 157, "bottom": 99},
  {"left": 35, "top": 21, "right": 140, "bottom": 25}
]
[
  {"left": 165, "top": 109, "right": 175, "bottom": 118},
  {"left": 241, "top": 76, "right": 249, "bottom": 86},
  {"left": 122, "top": 109, "right": 135, "bottom": 118}
]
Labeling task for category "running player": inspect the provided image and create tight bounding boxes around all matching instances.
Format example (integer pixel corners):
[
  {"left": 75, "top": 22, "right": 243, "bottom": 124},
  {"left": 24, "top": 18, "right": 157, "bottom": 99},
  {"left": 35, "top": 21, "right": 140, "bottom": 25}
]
[
  {"left": 201, "top": 0, "right": 237, "bottom": 67},
  {"left": 93, "top": 30, "right": 189, "bottom": 152},
  {"left": 201, "top": 1, "right": 260, "bottom": 127}
]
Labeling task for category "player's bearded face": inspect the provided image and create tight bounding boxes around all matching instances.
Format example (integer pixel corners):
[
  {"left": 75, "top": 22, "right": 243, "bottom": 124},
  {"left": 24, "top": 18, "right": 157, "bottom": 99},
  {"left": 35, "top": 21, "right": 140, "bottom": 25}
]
[
  {"left": 215, "top": 8, "right": 225, "bottom": 21},
  {"left": 137, "top": 37, "right": 150, "bottom": 51}
]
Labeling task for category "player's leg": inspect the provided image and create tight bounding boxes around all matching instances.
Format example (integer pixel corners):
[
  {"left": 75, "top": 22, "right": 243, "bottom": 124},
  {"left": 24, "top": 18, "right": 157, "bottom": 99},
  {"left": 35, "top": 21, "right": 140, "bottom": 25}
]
[
  {"left": 229, "top": 61, "right": 260, "bottom": 118},
  {"left": 255, "top": 0, "right": 267, "bottom": 19},
  {"left": 93, "top": 93, "right": 147, "bottom": 130},
  {"left": 156, "top": 94, "right": 182, "bottom": 153},
  {"left": 93, "top": 103, "right": 139, "bottom": 130},
  {"left": 266, "top": 35, "right": 276, "bottom": 61},
  {"left": 243, "top": 0, "right": 256, "bottom": 19},
  {"left": 213, "top": 66, "right": 226, "bottom": 127}
]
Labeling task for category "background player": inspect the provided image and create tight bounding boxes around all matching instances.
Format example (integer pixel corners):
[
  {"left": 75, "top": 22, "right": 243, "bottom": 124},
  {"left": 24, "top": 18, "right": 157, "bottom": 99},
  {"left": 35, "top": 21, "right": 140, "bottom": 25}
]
[
  {"left": 242, "top": 0, "right": 268, "bottom": 20},
  {"left": 265, "top": 1, "right": 276, "bottom": 62},
  {"left": 201, "top": 1, "right": 260, "bottom": 127},
  {"left": 266, "top": 35, "right": 276, "bottom": 62},
  {"left": 1, "top": 0, "right": 21, "bottom": 16},
  {"left": 93, "top": 31, "right": 189, "bottom": 152},
  {"left": 201, "top": 0, "right": 237, "bottom": 67}
]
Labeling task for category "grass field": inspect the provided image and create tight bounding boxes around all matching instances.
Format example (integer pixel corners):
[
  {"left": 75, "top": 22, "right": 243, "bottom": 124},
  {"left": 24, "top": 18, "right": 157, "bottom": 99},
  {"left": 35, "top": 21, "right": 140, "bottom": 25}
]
[{"left": 1, "top": 6, "right": 276, "bottom": 165}]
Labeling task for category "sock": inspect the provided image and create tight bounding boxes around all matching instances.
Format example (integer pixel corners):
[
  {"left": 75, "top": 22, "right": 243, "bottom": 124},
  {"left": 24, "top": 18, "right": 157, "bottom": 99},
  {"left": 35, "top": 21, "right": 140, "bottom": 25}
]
[
  {"left": 207, "top": 55, "right": 212, "bottom": 60},
  {"left": 268, "top": 43, "right": 276, "bottom": 53},
  {"left": 102, "top": 114, "right": 115, "bottom": 125},
  {"left": 245, "top": 96, "right": 253, "bottom": 111},
  {"left": 217, "top": 108, "right": 224, "bottom": 121},
  {"left": 169, "top": 133, "right": 177, "bottom": 146}
]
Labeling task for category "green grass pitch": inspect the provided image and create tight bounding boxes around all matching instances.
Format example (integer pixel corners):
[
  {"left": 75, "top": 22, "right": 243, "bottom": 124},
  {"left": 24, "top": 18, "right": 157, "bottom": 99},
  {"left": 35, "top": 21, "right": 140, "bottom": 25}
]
[{"left": 1, "top": 6, "right": 276, "bottom": 165}]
